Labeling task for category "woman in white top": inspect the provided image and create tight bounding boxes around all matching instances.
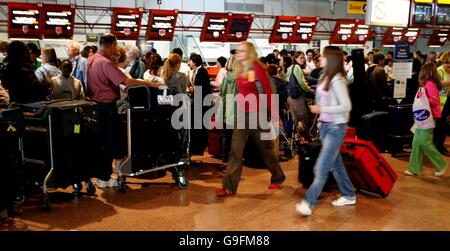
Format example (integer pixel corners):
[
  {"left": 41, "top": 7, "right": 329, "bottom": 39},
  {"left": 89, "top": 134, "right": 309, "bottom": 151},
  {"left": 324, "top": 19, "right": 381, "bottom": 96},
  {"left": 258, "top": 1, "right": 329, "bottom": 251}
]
[
  {"left": 296, "top": 46, "right": 355, "bottom": 216},
  {"left": 35, "top": 47, "right": 61, "bottom": 82},
  {"left": 143, "top": 53, "right": 164, "bottom": 85}
]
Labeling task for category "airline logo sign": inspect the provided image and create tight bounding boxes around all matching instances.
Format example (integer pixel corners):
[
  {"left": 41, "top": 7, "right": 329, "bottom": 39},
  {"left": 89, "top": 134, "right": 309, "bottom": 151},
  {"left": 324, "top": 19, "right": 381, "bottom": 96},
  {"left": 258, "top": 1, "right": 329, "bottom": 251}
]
[{"left": 348, "top": 1, "right": 367, "bottom": 15}]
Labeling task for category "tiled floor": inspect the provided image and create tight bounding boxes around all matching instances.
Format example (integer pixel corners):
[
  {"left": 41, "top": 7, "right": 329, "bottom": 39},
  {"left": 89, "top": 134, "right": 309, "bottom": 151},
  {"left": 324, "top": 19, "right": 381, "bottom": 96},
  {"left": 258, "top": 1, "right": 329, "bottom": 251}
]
[{"left": 1, "top": 151, "right": 450, "bottom": 231}]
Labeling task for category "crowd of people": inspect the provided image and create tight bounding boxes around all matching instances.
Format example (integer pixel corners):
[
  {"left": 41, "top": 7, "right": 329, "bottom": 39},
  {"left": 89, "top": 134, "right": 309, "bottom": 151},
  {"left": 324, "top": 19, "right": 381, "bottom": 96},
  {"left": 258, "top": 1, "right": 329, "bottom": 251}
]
[{"left": 0, "top": 32, "right": 449, "bottom": 220}]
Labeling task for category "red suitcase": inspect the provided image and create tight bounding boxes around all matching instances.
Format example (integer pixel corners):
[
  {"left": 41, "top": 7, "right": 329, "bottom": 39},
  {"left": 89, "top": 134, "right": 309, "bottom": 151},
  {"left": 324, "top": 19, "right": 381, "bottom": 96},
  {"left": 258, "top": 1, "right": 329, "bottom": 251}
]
[
  {"left": 345, "top": 127, "right": 356, "bottom": 139},
  {"left": 340, "top": 138, "right": 398, "bottom": 198},
  {"left": 207, "top": 116, "right": 226, "bottom": 158}
]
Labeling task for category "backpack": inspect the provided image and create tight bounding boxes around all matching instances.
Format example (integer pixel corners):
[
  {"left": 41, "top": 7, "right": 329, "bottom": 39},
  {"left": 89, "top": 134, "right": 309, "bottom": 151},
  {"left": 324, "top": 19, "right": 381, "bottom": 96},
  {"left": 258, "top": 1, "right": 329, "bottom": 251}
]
[{"left": 286, "top": 66, "right": 303, "bottom": 99}]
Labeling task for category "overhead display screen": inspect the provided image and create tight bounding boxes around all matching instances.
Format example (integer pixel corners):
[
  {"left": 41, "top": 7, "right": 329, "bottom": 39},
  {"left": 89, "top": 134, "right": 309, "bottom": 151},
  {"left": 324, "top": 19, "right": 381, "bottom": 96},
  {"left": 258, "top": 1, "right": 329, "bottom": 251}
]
[
  {"left": 292, "top": 17, "right": 318, "bottom": 44},
  {"left": 200, "top": 13, "right": 230, "bottom": 42},
  {"left": 42, "top": 4, "right": 75, "bottom": 39},
  {"left": 269, "top": 16, "right": 298, "bottom": 43},
  {"left": 226, "top": 14, "right": 254, "bottom": 42},
  {"left": 146, "top": 9, "right": 178, "bottom": 41},
  {"left": 382, "top": 27, "right": 419, "bottom": 47},
  {"left": 427, "top": 29, "right": 449, "bottom": 47},
  {"left": 410, "top": 0, "right": 435, "bottom": 27},
  {"left": 8, "top": 2, "right": 42, "bottom": 39},
  {"left": 111, "top": 8, "right": 143, "bottom": 40},
  {"left": 352, "top": 23, "right": 371, "bottom": 44},
  {"left": 435, "top": 5, "right": 450, "bottom": 26}
]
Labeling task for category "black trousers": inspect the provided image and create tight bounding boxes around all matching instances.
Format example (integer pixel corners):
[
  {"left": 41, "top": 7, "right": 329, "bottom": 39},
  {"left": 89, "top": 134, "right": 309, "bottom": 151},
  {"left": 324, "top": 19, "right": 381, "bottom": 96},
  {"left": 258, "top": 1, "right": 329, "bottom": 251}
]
[
  {"left": 96, "top": 103, "right": 123, "bottom": 181},
  {"left": 434, "top": 98, "right": 450, "bottom": 152}
]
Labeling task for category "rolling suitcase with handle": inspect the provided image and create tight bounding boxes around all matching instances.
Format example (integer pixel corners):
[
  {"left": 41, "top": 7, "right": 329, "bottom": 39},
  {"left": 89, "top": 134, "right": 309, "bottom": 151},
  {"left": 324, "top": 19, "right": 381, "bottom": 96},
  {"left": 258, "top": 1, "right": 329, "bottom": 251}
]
[{"left": 340, "top": 138, "right": 398, "bottom": 197}]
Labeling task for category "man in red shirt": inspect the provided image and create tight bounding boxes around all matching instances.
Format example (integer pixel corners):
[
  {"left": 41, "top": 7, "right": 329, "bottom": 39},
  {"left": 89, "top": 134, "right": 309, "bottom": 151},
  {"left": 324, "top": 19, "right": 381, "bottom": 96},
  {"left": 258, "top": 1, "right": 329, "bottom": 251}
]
[{"left": 86, "top": 33, "right": 160, "bottom": 188}]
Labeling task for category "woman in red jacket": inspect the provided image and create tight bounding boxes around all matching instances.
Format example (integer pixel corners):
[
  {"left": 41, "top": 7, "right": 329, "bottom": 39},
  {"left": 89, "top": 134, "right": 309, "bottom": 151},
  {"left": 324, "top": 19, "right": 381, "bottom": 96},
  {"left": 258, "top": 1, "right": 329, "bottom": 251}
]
[{"left": 216, "top": 42, "right": 285, "bottom": 196}]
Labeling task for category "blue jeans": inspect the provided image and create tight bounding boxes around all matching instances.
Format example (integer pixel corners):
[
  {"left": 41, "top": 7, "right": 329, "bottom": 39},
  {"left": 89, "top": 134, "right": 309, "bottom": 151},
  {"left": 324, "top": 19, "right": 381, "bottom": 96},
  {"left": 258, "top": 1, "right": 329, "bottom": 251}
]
[{"left": 305, "top": 122, "right": 355, "bottom": 208}]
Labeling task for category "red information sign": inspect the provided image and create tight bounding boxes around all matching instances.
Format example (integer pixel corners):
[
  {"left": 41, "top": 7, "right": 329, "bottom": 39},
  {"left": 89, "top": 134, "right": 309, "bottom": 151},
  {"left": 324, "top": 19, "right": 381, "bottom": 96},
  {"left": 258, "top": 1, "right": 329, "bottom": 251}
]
[
  {"left": 146, "top": 9, "right": 178, "bottom": 41},
  {"left": 427, "top": 28, "right": 449, "bottom": 47},
  {"left": 292, "top": 16, "right": 318, "bottom": 44},
  {"left": 41, "top": 4, "right": 75, "bottom": 39},
  {"left": 269, "top": 16, "right": 299, "bottom": 43},
  {"left": 383, "top": 27, "right": 419, "bottom": 47},
  {"left": 111, "top": 8, "right": 143, "bottom": 40},
  {"left": 8, "top": 2, "right": 42, "bottom": 39},
  {"left": 225, "top": 13, "right": 254, "bottom": 42},
  {"left": 200, "top": 12, "right": 230, "bottom": 42},
  {"left": 329, "top": 19, "right": 371, "bottom": 46}
]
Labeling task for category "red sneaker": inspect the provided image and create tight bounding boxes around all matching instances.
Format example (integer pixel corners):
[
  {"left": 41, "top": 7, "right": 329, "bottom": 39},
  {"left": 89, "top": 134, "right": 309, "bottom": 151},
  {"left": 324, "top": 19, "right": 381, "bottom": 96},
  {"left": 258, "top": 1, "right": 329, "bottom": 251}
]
[
  {"left": 216, "top": 188, "right": 233, "bottom": 197},
  {"left": 268, "top": 183, "right": 282, "bottom": 189}
]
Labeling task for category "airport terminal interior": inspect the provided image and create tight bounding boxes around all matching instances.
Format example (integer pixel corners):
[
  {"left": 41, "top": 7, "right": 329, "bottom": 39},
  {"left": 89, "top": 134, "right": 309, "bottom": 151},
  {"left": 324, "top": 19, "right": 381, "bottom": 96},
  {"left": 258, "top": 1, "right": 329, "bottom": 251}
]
[{"left": 1, "top": 0, "right": 450, "bottom": 231}]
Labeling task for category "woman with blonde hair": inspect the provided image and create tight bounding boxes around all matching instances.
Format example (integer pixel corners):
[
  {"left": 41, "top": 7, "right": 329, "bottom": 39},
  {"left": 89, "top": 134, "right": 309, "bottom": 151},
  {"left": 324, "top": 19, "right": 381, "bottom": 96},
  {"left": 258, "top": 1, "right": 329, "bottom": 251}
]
[
  {"left": 161, "top": 53, "right": 187, "bottom": 94},
  {"left": 216, "top": 41, "right": 285, "bottom": 197}
]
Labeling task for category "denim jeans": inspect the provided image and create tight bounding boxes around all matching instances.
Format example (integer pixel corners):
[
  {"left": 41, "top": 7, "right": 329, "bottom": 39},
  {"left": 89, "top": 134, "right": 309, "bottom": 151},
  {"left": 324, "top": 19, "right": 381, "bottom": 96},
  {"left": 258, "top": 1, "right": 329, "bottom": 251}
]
[{"left": 304, "top": 122, "right": 355, "bottom": 208}]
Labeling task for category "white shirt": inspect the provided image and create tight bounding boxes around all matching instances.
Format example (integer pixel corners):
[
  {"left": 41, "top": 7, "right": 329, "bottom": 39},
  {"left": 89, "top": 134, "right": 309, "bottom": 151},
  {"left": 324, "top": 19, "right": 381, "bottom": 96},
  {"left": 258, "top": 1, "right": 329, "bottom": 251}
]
[
  {"left": 143, "top": 70, "right": 165, "bottom": 85},
  {"left": 187, "top": 68, "right": 197, "bottom": 86},
  {"left": 179, "top": 62, "right": 191, "bottom": 76},
  {"left": 50, "top": 74, "right": 84, "bottom": 100},
  {"left": 306, "top": 60, "right": 316, "bottom": 74},
  {"left": 211, "top": 68, "right": 227, "bottom": 96}
]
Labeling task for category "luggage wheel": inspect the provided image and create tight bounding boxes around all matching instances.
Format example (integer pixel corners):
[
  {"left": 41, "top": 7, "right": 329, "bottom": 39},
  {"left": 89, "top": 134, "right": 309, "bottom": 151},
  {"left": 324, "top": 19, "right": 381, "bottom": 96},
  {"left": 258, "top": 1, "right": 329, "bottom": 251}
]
[
  {"left": 85, "top": 180, "right": 96, "bottom": 195},
  {"left": 14, "top": 194, "right": 26, "bottom": 205},
  {"left": 176, "top": 176, "right": 189, "bottom": 189},
  {"left": 72, "top": 182, "right": 82, "bottom": 195}
]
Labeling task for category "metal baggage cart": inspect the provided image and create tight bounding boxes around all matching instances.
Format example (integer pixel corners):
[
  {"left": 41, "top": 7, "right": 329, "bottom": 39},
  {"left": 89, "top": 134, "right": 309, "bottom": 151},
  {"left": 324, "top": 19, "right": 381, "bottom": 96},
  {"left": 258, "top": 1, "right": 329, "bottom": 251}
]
[
  {"left": 20, "top": 100, "right": 99, "bottom": 211},
  {"left": 114, "top": 85, "right": 190, "bottom": 193}
]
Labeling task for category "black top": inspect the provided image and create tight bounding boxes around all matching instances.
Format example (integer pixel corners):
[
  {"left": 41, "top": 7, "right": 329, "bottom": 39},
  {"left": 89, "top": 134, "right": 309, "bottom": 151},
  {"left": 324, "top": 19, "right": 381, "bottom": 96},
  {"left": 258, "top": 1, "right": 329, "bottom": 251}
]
[
  {"left": 193, "top": 66, "right": 212, "bottom": 99},
  {"left": 0, "top": 62, "right": 50, "bottom": 104}
]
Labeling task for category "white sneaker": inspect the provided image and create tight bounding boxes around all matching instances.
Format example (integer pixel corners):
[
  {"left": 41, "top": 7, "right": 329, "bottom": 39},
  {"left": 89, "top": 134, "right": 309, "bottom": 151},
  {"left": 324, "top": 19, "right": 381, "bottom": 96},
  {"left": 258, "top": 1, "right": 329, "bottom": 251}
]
[
  {"left": 332, "top": 196, "right": 356, "bottom": 207},
  {"left": 404, "top": 170, "right": 415, "bottom": 176},
  {"left": 96, "top": 178, "right": 118, "bottom": 188},
  {"left": 435, "top": 167, "right": 448, "bottom": 177},
  {"left": 295, "top": 200, "right": 312, "bottom": 216}
]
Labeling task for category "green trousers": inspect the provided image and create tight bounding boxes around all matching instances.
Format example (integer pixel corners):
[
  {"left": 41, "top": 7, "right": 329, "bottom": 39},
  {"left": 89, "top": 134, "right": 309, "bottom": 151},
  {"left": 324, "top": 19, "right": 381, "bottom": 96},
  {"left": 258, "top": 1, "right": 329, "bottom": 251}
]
[{"left": 408, "top": 128, "right": 448, "bottom": 174}]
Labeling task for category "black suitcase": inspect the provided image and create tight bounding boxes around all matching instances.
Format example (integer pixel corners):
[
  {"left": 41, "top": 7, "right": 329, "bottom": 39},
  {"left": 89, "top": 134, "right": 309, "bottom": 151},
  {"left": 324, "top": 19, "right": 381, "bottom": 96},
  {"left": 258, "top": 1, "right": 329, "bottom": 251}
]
[
  {"left": 356, "top": 111, "right": 390, "bottom": 152},
  {"left": 126, "top": 86, "right": 187, "bottom": 172},
  {"left": 387, "top": 104, "right": 414, "bottom": 154},
  {"left": 298, "top": 142, "right": 335, "bottom": 188}
]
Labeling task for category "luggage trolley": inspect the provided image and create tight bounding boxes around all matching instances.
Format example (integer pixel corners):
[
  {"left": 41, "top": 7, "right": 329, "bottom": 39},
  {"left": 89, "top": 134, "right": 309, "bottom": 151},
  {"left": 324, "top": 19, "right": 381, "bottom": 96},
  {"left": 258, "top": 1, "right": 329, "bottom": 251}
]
[
  {"left": 20, "top": 100, "right": 100, "bottom": 211},
  {"left": 115, "top": 85, "right": 190, "bottom": 193}
]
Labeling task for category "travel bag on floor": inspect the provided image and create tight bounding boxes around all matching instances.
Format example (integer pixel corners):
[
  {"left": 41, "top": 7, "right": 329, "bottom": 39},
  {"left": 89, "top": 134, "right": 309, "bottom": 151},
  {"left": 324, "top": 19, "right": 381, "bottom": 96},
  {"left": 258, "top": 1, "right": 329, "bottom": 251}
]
[{"left": 340, "top": 138, "right": 398, "bottom": 197}]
